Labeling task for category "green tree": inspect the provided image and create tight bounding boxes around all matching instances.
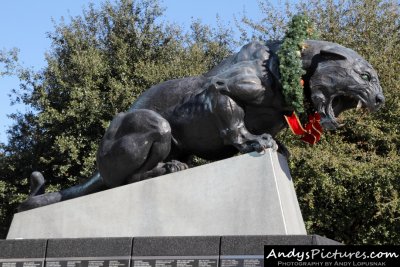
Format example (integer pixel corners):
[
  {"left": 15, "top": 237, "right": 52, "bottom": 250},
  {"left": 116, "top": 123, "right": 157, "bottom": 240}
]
[
  {"left": 240, "top": 0, "right": 400, "bottom": 244},
  {"left": 0, "top": 48, "right": 28, "bottom": 237},
  {"left": 0, "top": 0, "right": 233, "bottom": 238}
]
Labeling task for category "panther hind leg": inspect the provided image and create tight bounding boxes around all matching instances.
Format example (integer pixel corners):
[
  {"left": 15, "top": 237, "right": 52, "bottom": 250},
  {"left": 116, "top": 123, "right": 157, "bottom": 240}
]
[{"left": 97, "top": 109, "right": 173, "bottom": 187}]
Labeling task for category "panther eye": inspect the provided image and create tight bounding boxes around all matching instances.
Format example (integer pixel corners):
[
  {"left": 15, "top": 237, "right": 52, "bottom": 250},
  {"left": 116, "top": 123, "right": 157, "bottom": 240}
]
[{"left": 361, "top": 73, "right": 371, "bottom": 81}]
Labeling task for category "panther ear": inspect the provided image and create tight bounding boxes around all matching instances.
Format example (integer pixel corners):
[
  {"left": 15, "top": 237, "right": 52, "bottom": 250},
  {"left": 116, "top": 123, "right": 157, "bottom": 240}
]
[{"left": 320, "top": 47, "right": 347, "bottom": 60}]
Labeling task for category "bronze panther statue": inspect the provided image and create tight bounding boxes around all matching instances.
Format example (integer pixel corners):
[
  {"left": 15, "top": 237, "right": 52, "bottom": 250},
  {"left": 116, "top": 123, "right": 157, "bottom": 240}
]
[{"left": 19, "top": 40, "right": 384, "bottom": 211}]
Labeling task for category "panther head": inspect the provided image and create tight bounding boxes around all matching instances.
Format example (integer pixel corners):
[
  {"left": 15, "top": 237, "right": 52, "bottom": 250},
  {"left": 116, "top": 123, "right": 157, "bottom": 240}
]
[{"left": 303, "top": 40, "right": 385, "bottom": 130}]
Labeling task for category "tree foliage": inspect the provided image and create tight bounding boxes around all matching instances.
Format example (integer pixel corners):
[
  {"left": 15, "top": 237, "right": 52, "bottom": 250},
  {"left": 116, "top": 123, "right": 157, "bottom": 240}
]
[
  {"left": 0, "top": 0, "right": 233, "bottom": 238},
  {"left": 0, "top": 48, "right": 19, "bottom": 77},
  {"left": 240, "top": 0, "right": 400, "bottom": 244}
]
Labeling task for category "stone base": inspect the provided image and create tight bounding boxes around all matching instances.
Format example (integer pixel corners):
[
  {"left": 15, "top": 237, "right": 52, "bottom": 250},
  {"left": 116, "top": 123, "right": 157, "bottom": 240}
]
[{"left": 7, "top": 149, "right": 306, "bottom": 239}]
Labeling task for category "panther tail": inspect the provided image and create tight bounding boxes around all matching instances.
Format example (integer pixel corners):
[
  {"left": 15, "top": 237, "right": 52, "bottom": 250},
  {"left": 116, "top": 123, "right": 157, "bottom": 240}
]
[{"left": 18, "top": 171, "right": 107, "bottom": 212}]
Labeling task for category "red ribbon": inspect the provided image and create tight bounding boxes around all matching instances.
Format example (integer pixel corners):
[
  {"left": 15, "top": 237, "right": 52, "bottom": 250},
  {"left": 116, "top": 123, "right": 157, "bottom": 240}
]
[{"left": 284, "top": 112, "right": 323, "bottom": 144}]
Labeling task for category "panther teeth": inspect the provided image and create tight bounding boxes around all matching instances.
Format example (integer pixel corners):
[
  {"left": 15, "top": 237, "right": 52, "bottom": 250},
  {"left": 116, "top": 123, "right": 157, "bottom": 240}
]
[{"left": 356, "top": 100, "right": 362, "bottom": 111}]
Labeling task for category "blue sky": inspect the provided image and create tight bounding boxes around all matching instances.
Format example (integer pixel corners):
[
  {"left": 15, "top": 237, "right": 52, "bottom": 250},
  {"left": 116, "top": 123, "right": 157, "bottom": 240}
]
[{"left": 0, "top": 0, "right": 264, "bottom": 144}]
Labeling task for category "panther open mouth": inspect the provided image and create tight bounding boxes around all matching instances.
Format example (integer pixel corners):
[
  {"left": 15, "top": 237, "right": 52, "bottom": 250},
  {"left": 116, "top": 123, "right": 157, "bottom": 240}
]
[{"left": 319, "top": 93, "right": 368, "bottom": 130}]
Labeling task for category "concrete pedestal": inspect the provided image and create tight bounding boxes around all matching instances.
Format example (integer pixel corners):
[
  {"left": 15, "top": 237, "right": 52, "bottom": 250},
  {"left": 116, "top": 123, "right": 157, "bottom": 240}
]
[{"left": 7, "top": 149, "right": 306, "bottom": 239}]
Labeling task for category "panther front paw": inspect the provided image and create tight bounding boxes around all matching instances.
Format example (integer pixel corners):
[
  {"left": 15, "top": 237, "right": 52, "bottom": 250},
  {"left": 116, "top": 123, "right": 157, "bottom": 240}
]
[
  {"left": 249, "top": 133, "right": 278, "bottom": 152},
  {"left": 164, "top": 160, "right": 189, "bottom": 173}
]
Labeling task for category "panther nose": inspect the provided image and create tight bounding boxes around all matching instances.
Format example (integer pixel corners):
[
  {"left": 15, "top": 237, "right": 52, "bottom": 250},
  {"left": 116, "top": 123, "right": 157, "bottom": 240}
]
[{"left": 375, "top": 93, "right": 385, "bottom": 108}]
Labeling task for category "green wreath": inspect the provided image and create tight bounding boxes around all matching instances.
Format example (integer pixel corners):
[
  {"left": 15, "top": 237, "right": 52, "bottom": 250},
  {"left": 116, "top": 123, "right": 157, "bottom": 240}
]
[{"left": 277, "top": 14, "right": 318, "bottom": 114}]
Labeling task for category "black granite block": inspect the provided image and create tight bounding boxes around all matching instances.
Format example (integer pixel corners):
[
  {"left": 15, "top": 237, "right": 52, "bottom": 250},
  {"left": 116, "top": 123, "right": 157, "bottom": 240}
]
[
  {"left": 0, "top": 239, "right": 46, "bottom": 267},
  {"left": 220, "top": 235, "right": 342, "bottom": 267},
  {"left": 0, "top": 239, "right": 47, "bottom": 259},
  {"left": 221, "top": 235, "right": 314, "bottom": 256},
  {"left": 132, "top": 236, "right": 220, "bottom": 256},
  {"left": 46, "top": 238, "right": 132, "bottom": 258},
  {"left": 132, "top": 237, "right": 220, "bottom": 267},
  {"left": 45, "top": 238, "right": 132, "bottom": 267}
]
